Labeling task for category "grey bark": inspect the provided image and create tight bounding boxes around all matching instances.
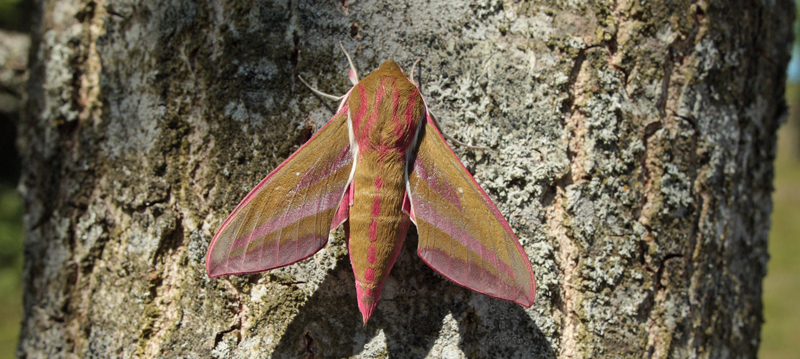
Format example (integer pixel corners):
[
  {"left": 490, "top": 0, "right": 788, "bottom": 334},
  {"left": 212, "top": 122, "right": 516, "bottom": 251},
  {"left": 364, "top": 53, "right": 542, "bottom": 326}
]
[{"left": 16, "top": 0, "right": 792, "bottom": 358}]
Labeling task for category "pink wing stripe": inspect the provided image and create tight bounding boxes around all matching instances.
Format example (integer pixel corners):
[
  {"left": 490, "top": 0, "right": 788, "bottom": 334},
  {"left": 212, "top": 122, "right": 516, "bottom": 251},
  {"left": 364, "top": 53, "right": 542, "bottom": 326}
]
[
  {"left": 418, "top": 115, "right": 533, "bottom": 285},
  {"left": 418, "top": 248, "right": 531, "bottom": 306},
  {"left": 211, "top": 234, "right": 325, "bottom": 275},
  {"left": 212, "top": 105, "right": 350, "bottom": 234},
  {"left": 407, "top": 103, "right": 536, "bottom": 307},
  {"left": 413, "top": 153, "right": 462, "bottom": 211},
  {"left": 412, "top": 196, "right": 515, "bottom": 280},
  {"left": 225, "top": 189, "right": 345, "bottom": 254},
  {"left": 423, "top": 114, "right": 514, "bottom": 234},
  {"left": 225, "top": 145, "right": 354, "bottom": 255},
  {"left": 206, "top": 104, "right": 353, "bottom": 278}
]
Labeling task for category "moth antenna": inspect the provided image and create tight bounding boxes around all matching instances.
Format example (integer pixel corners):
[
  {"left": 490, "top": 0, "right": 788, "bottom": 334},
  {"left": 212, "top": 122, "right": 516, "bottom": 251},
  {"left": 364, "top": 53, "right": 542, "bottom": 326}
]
[
  {"left": 409, "top": 58, "right": 422, "bottom": 86},
  {"left": 339, "top": 41, "right": 359, "bottom": 85},
  {"left": 298, "top": 75, "right": 345, "bottom": 101},
  {"left": 428, "top": 112, "right": 497, "bottom": 153}
]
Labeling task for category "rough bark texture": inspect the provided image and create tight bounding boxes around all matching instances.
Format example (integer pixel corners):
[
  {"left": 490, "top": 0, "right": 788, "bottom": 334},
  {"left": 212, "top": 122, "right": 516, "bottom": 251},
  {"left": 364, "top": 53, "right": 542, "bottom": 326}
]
[{"left": 17, "top": 0, "right": 792, "bottom": 358}]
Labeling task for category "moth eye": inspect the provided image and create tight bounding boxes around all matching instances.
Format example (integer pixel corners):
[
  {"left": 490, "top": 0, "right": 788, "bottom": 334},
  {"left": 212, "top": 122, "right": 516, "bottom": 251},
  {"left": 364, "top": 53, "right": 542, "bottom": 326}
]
[{"left": 295, "top": 172, "right": 300, "bottom": 176}]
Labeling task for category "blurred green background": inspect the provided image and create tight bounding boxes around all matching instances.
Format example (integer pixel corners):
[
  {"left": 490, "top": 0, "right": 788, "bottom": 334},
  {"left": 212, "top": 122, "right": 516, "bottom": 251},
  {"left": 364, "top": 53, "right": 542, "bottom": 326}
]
[
  {"left": 1, "top": 0, "right": 29, "bottom": 357},
  {"left": 0, "top": 188, "right": 21, "bottom": 357},
  {"left": 763, "top": 82, "right": 800, "bottom": 359},
  {"left": 0, "top": 1, "right": 799, "bottom": 358}
]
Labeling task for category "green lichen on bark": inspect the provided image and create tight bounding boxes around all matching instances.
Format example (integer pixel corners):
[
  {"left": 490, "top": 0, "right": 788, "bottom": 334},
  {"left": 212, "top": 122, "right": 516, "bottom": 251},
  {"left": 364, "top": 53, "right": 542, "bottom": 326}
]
[{"left": 16, "top": 0, "right": 792, "bottom": 358}]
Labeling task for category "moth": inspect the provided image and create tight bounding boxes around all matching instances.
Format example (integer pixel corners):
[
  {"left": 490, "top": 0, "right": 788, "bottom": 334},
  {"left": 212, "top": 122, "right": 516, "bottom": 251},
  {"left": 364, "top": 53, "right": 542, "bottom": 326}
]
[{"left": 206, "top": 48, "right": 536, "bottom": 324}]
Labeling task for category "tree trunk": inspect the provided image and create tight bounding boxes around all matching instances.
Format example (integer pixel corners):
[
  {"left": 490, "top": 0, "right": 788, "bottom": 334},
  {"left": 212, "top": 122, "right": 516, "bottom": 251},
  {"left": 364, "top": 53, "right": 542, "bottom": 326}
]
[{"left": 17, "top": 0, "right": 792, "bottom": 358}]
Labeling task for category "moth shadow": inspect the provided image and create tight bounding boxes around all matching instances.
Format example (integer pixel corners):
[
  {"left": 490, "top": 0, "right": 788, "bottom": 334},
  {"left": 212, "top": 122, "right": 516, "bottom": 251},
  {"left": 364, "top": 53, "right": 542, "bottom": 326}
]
[{"left": 271, "top": 231, "right": 555, "bottom": 358}]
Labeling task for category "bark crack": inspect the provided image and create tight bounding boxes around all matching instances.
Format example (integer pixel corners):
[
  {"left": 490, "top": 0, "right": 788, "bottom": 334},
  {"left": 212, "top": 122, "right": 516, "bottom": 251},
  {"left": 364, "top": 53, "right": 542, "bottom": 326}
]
[
  {"left": 213, "top": 311, "right": 243, "bottom": 349},
  {"left": 548, "top": 178, "right": 581, "bottom": 358}
]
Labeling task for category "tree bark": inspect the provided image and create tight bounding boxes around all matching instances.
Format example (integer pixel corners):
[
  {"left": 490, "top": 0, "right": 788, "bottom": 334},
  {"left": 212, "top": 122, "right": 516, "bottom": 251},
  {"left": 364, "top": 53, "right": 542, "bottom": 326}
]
[{"left": 17, "top": 0, "right": 792, "bottom": 358}]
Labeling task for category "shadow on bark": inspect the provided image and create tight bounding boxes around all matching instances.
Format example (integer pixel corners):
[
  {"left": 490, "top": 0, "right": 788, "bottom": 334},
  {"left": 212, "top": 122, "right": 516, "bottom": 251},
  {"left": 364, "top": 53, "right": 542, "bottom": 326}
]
[{"left": 273, "top": 231, "right": 554, "bottom": 358}]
